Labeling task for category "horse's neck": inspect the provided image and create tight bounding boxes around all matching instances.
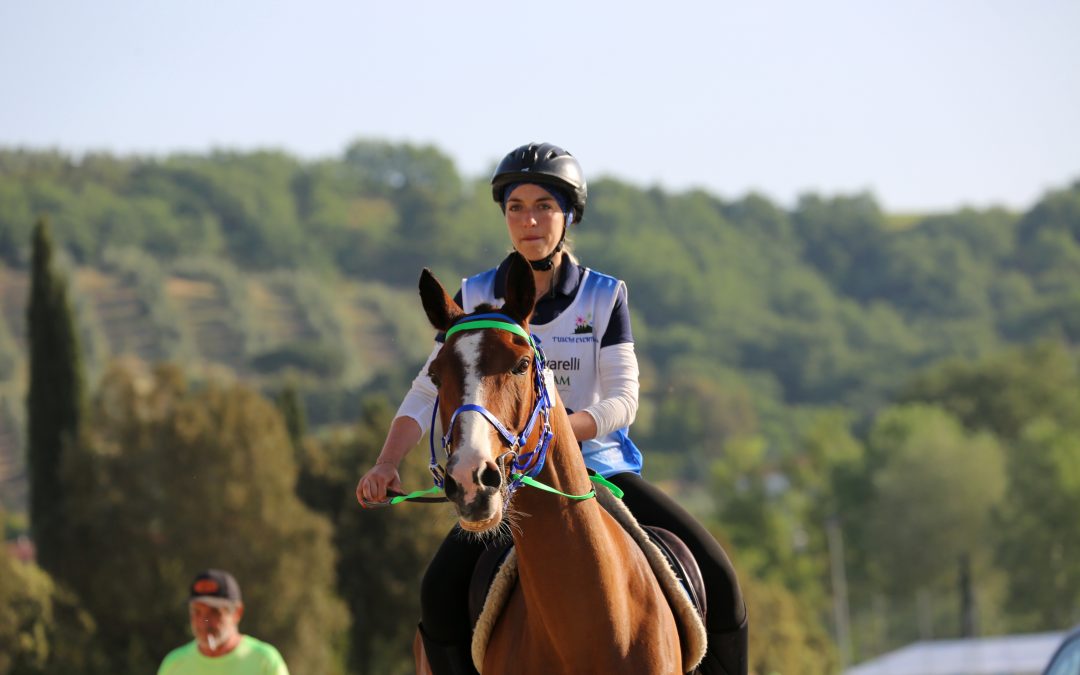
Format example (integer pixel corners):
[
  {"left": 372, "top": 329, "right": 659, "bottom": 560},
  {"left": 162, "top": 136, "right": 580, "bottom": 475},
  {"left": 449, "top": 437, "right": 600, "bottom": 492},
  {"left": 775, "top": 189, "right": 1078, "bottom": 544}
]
[
  {"left": 511, "top": 406, "right": 618, "bottom": 568},
  {"left": 514, "top": 408, "right": 595, "bottom": 527},
  {"left": 508, "top": 407, "right": 640, "bottom": 645}
]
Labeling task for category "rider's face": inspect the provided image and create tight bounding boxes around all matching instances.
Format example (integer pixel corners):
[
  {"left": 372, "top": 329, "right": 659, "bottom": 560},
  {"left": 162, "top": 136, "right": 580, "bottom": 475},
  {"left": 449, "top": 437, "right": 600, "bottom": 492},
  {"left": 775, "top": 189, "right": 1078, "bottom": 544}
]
[{"left": 504, "top": 184, "right": 566, "bottom": 262}]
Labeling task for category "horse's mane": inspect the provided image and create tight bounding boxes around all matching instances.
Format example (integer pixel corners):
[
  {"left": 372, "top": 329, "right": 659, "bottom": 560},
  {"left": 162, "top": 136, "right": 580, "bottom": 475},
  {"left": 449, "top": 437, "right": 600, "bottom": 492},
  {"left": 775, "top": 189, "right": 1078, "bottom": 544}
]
[{"left": 473, "top": 302, "right": 498, "bottom": 314}]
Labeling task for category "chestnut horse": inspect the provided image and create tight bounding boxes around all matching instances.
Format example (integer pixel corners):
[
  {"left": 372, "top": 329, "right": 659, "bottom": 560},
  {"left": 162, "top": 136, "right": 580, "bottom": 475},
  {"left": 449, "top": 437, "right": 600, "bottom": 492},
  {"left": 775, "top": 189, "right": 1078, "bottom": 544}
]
[{"left": 412, "top": 255, "right": 683, "bottom": 674}]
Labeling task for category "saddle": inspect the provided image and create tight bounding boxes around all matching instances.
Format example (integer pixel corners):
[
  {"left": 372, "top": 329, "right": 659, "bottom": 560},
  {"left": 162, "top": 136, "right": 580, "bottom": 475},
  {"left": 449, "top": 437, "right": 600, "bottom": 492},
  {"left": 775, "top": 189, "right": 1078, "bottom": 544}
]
[
  {"left": 467, "top": 487, "right": 708, "bottom": 672},
  {"left": 467, "top": 527, "right": 707, "bottom": 630}
]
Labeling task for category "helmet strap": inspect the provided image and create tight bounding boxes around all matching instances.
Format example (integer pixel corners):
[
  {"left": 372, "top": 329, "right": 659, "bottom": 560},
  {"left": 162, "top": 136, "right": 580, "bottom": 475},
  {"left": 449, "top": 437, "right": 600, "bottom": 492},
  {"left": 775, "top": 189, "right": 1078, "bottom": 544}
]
[
  {"left": 527, "top": 211, "right": 572, "bottom": 271},
  {"left": 528, "top": 239, "right": 563, "bottom": 271}
]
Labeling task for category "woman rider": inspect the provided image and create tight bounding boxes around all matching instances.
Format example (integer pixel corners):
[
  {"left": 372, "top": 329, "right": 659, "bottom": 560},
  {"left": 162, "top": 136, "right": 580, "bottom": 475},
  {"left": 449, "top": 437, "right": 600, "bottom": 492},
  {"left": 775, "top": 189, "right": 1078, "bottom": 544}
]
[{"left": 357, "top": 142, "right": 747, "bottom": 675}]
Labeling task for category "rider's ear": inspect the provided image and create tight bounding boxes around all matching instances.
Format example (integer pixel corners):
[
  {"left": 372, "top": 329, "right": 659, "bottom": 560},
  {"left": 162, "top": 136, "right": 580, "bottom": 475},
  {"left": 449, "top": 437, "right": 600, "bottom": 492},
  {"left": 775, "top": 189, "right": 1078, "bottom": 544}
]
[
  {"left": 419, "top": 268, "right": 464, "bottom": 331},
  {"left": 501, "top": 253, "right": 535, "bottom": 324}
]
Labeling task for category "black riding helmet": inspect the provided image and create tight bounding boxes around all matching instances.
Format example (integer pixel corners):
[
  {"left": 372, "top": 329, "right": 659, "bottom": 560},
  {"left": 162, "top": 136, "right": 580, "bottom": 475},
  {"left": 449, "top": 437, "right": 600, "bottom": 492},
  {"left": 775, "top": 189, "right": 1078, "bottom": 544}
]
[
  {"left": 491, "top": 142, "right": 587, "bottom": 220},
  {"left": 491, "top": 143, "right": 587, "bottom": 271}
]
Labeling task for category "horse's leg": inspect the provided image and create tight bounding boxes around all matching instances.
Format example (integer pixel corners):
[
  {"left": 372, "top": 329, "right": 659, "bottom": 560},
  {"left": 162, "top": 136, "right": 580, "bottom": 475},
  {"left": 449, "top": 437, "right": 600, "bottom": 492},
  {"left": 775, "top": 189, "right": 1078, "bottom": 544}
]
[{"left": 413, "top": 629, "right": 433, "bottom": 675}]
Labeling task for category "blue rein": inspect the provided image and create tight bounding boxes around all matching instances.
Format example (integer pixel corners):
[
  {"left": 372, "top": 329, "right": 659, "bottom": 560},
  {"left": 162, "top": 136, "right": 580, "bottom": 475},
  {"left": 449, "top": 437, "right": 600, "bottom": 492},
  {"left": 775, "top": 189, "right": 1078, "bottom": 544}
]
[{"left": 427, "top": 313, "right": 554, "bottom": 498}]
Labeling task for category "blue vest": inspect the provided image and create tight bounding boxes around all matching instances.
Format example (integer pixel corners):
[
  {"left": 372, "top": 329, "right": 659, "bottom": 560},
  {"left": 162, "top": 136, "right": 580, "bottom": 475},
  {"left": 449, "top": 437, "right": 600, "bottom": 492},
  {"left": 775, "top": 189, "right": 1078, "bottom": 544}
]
[{"left": 461, "top": 267, "right": 643, "bottom": 477}]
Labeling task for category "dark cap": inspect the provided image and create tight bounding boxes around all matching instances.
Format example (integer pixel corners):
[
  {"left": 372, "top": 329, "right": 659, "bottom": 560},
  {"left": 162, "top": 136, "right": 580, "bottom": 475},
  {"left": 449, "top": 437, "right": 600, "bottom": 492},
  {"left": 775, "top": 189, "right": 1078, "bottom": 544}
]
[{"left": 189, "top": 569, "right": 242, "bottom": 606}]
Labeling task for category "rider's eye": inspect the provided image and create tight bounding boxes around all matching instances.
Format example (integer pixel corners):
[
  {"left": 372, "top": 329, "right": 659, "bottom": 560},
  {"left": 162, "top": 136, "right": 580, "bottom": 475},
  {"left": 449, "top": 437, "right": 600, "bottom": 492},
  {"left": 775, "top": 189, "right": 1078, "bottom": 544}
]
[{"left": 511, "top": 358, "right": 530, "bottom": 376}]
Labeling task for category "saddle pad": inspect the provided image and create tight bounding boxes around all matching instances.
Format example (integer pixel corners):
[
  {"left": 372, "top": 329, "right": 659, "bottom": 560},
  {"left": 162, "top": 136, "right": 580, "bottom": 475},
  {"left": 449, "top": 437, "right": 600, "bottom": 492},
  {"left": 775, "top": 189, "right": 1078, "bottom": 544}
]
[
  {"left": 644, "top": 525, "right": 708, "bottom": 627},
  {"left": 469, "top": 541, "right": 514, "bottom": 630},
  {"left": 471, "top": 547, "right": 518, "bottom": 672},
  {"left": 597, "top": 484, "right": 707, "bottom": 671}
]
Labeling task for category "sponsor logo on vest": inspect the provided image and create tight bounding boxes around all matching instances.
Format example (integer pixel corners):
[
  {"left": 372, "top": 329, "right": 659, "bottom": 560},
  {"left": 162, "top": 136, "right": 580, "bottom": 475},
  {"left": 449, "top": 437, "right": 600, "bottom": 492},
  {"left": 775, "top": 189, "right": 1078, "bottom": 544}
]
[
  {"left": 574, "top": 313, "right": 594, "bottom": 334},
  {"left": 546, "top": 356, "right": 580, "bottom": 388},
  {"left": 546, "top": 357, "right": 581, "bottom": 372},
  {"left": 551, "top": 335, "right": 597, "bottom": 343}
]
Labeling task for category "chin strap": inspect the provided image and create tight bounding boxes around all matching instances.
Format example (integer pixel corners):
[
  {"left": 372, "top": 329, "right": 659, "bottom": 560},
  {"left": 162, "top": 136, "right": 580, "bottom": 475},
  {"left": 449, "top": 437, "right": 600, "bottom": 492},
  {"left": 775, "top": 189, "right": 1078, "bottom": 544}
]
[
  {"left": 528, "top": 240, "right": 563, "bottom": 271},
  {"left": 528, "top": 210, "right": 573, "bottom": 271}
]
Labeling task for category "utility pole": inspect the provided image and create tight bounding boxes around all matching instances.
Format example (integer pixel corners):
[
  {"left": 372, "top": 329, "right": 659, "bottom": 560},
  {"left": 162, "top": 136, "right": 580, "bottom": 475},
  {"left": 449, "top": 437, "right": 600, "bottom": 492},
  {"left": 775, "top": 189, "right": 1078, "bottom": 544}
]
[
  {"left": 827, "top": 515, "right": 853, "bottom": 669},
  {"left": 959, "top": 553, "right": 976, "bottom": 637}
]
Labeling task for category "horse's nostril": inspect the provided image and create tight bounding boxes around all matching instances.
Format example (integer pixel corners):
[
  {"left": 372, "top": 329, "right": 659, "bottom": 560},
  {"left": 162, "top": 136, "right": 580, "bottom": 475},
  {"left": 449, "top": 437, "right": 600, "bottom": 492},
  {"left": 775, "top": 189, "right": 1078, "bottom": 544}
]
[
  {"left": 479, "top": 462, "right": 503, "bottom": 490},
  {"left": 444, "top": 475, "right": 460, "bottom": 500}
]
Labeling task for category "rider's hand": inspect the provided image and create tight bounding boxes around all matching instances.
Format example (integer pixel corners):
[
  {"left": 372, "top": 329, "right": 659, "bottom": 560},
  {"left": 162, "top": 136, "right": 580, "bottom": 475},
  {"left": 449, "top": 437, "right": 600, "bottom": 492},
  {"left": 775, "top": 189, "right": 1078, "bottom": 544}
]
[{"left": 356, "top": 462, "right": 403, "bottom": 506}]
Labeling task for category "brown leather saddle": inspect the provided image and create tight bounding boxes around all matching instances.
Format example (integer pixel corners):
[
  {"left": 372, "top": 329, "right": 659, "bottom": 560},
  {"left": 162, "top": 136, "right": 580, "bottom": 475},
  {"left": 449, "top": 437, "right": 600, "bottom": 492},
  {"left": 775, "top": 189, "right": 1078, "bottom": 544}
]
[{"left": 468, "top": 525, "right": 707, "bottom": 629}]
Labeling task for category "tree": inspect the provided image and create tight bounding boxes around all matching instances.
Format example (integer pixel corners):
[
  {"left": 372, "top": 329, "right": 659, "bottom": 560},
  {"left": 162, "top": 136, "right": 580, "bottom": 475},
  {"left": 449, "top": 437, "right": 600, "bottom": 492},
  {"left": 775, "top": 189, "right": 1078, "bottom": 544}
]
[
  {"left": 341, "top": 140, "right": 465, "bottom": 285},
  {"left": 896, "top": 343, "right": 1080, "bottom": 633},
  {"left": 1013, "top": 181, "right": 1080, "bottom": 288},
  {"left": 0, "top": 531, "right": 103, "bottom": 674},
  {"left": 791, "top": 192, "right": 887, "bottom": 296},
  {"left": 997, "top": 418, "right": 1080, "bottom": 629},
  {"left": 297, "top": 396, "right": 446, "bottom": 674},
  {"left": 59, "top": 362, "right": 348, "bottom": 674},
  {"left": 275, "top": 381, "right": 307, "bottom": 457},
  {"left": 901, "top": 342, "right": 1080, "bottom": 442},
  {"left": 25, "top": 217, "right": 85, "bottom": 576},
  {"left": 742, "top": 572, "right": 839, "bottom": 675},
  {"left": 860, "top": 405, "right": 1006, "bottom": 642}
]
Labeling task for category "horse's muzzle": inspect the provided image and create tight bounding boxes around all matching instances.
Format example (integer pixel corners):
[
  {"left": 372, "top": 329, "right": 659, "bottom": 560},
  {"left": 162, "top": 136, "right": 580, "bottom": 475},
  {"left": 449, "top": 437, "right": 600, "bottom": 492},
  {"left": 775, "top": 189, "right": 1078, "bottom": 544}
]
[{"left": 445, "top": 456, "right": 505, "bottom": 530}]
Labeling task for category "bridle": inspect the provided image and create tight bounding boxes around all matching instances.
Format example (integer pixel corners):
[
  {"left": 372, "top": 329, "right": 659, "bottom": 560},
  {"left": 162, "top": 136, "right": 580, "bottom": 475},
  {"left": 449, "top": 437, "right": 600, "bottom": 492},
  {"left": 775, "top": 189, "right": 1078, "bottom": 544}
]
[
  {"left": 428, "top": 313, "right": 554, "bottom": 499},
  {"left": 370, "top": 312, "right": 623, "bottom": 508}
]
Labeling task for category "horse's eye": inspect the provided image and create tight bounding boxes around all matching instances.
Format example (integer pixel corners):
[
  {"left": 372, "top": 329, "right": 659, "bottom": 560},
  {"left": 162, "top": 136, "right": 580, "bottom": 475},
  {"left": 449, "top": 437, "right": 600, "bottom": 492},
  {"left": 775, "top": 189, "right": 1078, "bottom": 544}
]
[
  {"left": 511, "top": 358, "right": 530, "bottom": 376},
  {"left": 429, "top": 372, "right": 441, "bottom": 387}
]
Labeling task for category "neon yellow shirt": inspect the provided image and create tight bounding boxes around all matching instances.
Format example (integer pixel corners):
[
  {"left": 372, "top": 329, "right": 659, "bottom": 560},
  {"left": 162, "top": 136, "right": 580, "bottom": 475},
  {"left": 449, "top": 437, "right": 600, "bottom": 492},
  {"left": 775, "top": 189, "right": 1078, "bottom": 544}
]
[{"left": 158, "top": 635, "right": 289, "bottom": 675}]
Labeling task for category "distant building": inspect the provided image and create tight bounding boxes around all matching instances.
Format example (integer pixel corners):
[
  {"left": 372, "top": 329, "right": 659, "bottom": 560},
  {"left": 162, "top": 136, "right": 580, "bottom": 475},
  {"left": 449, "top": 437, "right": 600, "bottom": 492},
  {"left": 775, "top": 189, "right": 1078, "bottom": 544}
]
[{"left": 844, "top": 632, "right": 1065, "bottom": 675}]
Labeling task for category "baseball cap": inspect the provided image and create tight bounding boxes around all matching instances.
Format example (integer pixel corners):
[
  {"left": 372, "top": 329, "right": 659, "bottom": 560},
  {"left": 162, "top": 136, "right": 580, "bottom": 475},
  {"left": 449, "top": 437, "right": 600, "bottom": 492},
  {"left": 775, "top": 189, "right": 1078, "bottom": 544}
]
[{"left": 188, "top": 569, "right": 242, "bottom": 608}]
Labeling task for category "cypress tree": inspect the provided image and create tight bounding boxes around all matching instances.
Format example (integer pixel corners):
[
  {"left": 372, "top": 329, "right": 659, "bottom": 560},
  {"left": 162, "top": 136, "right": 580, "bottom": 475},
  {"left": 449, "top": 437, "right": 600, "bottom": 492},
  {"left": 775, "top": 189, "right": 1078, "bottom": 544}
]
[
  {"left": 26, "top": 217, "right": 85, "bottom": 574},
  {"left": 275, "top": 381, "right": 307, "bottom": 454}
]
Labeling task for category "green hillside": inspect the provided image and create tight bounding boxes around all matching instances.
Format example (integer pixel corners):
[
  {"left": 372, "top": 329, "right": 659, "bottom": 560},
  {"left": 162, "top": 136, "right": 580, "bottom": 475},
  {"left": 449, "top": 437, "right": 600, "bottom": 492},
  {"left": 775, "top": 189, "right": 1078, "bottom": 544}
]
[
  {"left": 1, "top": 142, "right": 1078, "bottom": 510},
  {"left": 0, "top": 258, "right": 436, "bottom": 511}
]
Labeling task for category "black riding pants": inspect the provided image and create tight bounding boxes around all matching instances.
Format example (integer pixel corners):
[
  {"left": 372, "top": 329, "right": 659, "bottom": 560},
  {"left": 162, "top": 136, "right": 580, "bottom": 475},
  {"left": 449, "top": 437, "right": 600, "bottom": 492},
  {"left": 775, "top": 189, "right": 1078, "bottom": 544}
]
[{"left": 419, "top": 471, "right": 746, "bottom": 643}]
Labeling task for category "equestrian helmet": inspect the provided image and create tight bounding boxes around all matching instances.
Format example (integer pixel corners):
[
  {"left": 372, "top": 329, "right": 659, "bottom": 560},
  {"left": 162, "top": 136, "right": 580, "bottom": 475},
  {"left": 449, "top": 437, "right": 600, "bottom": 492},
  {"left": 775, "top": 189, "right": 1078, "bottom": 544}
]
[{"left": 491, "top": 142, "right": 587, "bottom": 219}]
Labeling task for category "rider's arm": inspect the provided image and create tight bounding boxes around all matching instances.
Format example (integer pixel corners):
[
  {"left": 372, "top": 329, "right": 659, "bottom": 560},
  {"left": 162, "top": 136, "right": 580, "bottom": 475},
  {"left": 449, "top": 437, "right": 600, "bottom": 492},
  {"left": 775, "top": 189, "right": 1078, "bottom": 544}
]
[
  {"left": 392, "top": 343, "right": 441, "bottom": 436},
  {"left": 357, "top": 344, "right": 440, "bottom": 503},
  {"left": 374, "top": 416, "right": 424, "bottom": 468},
  {"left": 579, "top": 342, "right": 639, "bottom": 439},
  {"left": 568, "top": 410, "right": 598, "bottom": 442},
  {"left": 575, "top": 283, "right": 639, "bottom": 441}
]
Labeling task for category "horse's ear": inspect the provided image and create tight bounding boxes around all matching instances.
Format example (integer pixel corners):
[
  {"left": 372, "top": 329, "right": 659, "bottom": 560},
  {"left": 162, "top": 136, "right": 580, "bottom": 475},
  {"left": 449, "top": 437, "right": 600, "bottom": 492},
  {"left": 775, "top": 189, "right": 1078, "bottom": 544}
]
[
  {"left": 419, "top": 268, "right": 464, "bottom": 332},
  {"left": 501, "top": 252, "right": 535, "bottom": 324}
]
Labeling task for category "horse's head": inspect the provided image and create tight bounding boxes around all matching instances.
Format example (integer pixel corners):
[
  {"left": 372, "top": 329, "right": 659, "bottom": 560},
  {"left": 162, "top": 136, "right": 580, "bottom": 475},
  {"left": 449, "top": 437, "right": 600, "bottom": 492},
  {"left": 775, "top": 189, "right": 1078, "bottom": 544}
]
[{"left": 419, "top": 253, "right": 544, "bottom": 533}]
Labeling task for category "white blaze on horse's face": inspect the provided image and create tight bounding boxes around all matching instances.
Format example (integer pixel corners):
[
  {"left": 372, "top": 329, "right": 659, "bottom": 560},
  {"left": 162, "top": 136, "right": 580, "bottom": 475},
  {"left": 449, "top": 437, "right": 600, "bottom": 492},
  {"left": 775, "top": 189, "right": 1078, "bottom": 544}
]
[{"left": 444, "top": 332, "right": 505, "bottom": 529}]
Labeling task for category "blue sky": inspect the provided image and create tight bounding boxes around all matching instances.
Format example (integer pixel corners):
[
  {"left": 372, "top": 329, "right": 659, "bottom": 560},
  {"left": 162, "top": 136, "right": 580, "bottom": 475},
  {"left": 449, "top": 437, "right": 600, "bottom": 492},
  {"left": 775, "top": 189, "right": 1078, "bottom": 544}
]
[{"left": 2, "top": 0, "right": 1078, "bottom": 212}]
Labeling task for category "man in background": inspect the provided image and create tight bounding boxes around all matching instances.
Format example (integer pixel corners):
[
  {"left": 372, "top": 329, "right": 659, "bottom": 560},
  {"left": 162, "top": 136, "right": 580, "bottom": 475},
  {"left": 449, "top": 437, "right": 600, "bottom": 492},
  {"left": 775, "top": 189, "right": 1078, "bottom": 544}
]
[{"left": 158, "top": 568, "right": 289, "bottom": 674}]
